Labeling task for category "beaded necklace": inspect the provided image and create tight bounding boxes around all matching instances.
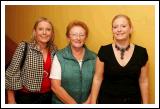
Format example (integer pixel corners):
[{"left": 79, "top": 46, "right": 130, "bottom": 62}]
[{"left": 115, "top": 44, "right": 130, "bottom": 60}]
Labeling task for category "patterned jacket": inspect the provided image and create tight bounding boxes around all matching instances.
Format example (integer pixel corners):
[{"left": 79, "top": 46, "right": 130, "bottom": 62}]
[{"left": 5, "top": 41, "right": 56, "bottom": 92}]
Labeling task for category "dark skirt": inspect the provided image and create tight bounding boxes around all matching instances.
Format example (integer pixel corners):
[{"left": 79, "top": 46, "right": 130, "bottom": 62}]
[
  {"left": 15, "top": 90, "right": 52, "bottom": 104},
  {"left": 98, "top": 93, "right": 142, "bottom": 104}
]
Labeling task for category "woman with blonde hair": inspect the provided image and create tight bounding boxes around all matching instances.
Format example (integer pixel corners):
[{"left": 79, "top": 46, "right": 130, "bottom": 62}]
[
  {"left": 90, "top": 14, "right": 149, "bottom": 104},
  {"left": 6, "top": 17, "right": 57, "bottom": 104}
]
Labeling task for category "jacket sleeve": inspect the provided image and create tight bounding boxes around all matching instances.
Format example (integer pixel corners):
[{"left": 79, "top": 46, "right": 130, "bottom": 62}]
[{"left": 5, "top": 41, "right": 26, "bottom": 90}]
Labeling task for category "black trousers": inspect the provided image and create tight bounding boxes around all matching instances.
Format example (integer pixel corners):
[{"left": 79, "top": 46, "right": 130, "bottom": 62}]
[{"left": 15, "top": 90, "right": 52, "bottom": 104}]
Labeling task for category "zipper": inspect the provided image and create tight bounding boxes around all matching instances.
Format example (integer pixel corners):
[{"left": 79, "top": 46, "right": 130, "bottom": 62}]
[{"left": 79, "top": 60, "right": 84, "bottom": 103}]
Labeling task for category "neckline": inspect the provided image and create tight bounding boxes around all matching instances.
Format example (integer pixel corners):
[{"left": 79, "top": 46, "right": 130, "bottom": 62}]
[
  {"left": 44, "top": 51, "right": 49, "bottom": 64},
  {"left": 111, "top": 44, "right": 136, "bottom": 68},
  {"left": 115, "top": 44, "right": 130, "bottom": 60}
]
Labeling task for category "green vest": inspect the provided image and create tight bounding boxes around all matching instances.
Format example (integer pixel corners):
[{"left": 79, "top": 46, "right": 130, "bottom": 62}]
[{"left": 52, "top": 45, "right": 96, "bottom": 104}]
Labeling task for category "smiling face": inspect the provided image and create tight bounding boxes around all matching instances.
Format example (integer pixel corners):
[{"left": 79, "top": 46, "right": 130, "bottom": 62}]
[
  {"left": 34, "top": 20, "right": 53, "bottom": 45},
  {"left": 68, "top": 26, "right": 87, "bottom": 49},
  {"left": 112, "top": 16, "right": 132, "bottom": 41}
]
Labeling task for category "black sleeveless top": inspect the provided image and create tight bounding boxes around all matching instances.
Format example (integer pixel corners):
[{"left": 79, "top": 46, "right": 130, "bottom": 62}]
[{"left": 97, "top": 44, "right": 148, "bottom": 103}]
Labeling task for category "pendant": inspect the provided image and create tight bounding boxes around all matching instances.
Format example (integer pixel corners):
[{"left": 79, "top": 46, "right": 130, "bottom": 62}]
[{"left": 115, "top": 44, "right": 130, "bottom": 60}]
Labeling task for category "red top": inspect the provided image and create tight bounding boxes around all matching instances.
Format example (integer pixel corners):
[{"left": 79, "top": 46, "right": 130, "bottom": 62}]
[
  {"left": 20, "top": 52, "right": 52, "bottom": 93},
  {"left": 40, "top": 52, "right": 52, "bottom": 93}
]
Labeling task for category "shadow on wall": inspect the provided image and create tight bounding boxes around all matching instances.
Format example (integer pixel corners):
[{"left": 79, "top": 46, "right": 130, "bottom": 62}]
[
  {"left": 5, "top": 35, "right": 17, "bottom": 104},
  {"left": 5, "top": 35, "right": 17, "bottom": 69}
]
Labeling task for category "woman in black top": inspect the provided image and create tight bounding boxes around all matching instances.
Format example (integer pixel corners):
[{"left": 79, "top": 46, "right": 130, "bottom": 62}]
[{"left": 90, "top": 14, "right": 149, "bottom": 104}]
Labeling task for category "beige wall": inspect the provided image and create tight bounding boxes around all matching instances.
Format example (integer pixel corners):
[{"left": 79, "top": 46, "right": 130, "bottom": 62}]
[{"left": 5, "top": 5, "right": 155, "bottom": 103}]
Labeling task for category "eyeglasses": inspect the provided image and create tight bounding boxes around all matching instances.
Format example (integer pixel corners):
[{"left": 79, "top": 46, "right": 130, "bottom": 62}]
[{"left": 69, "top": 33, "right": 86, "bottom": 38}]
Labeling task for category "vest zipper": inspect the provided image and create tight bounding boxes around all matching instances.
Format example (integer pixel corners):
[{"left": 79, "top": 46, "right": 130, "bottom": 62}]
[
  {"left": 76, "top": 59, "right": 83, "bottom": 103},
  {"left": 80, "top": 60, "right": 84, "bottom": 103}
]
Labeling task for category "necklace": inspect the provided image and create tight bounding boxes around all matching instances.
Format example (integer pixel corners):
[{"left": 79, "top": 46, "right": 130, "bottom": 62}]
[{"left": 115, "top": 44, "right": 130, "bottom": 60}]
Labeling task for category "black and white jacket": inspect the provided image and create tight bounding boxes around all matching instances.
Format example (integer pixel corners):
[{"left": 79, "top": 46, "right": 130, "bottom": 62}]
[{"left": 5, "top": 41, "right": 56, "bottom": 92}]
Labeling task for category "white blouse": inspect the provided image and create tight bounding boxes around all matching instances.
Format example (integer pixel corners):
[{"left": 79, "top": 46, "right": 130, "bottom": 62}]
[{"left": 49, "top": 55, "right": 82, "bottom": 80}]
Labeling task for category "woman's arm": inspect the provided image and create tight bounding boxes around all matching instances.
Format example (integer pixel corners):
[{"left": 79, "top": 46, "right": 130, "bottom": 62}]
[
  {"left": 50, "top": 55, "right": 76, "bottom": 104},
  {"left": 139, "top": 61, "right": 149, "bottom": 104},
  {"left": 90, "top": 57, "right": 104, "bottom": 104},
  {"left": 7, "top": 90, "right": 16, "bottom": 104},
  {"left": 5, "top": 41, "right": 27, "bottom": 90},
  {"left": 51, "top": 79, "right": 77, "bottom": 104}
]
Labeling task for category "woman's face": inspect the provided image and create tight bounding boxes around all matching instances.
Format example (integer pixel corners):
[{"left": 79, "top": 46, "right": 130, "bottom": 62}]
[
  {"left": 68, "top": 26, "right": 87, "bottom": 49},
  {"left": 112, "top": 17, "right": 132, "bottom": 41},
  {"left": 34, "top": 21, "right": 52, "bottom": 44}
]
